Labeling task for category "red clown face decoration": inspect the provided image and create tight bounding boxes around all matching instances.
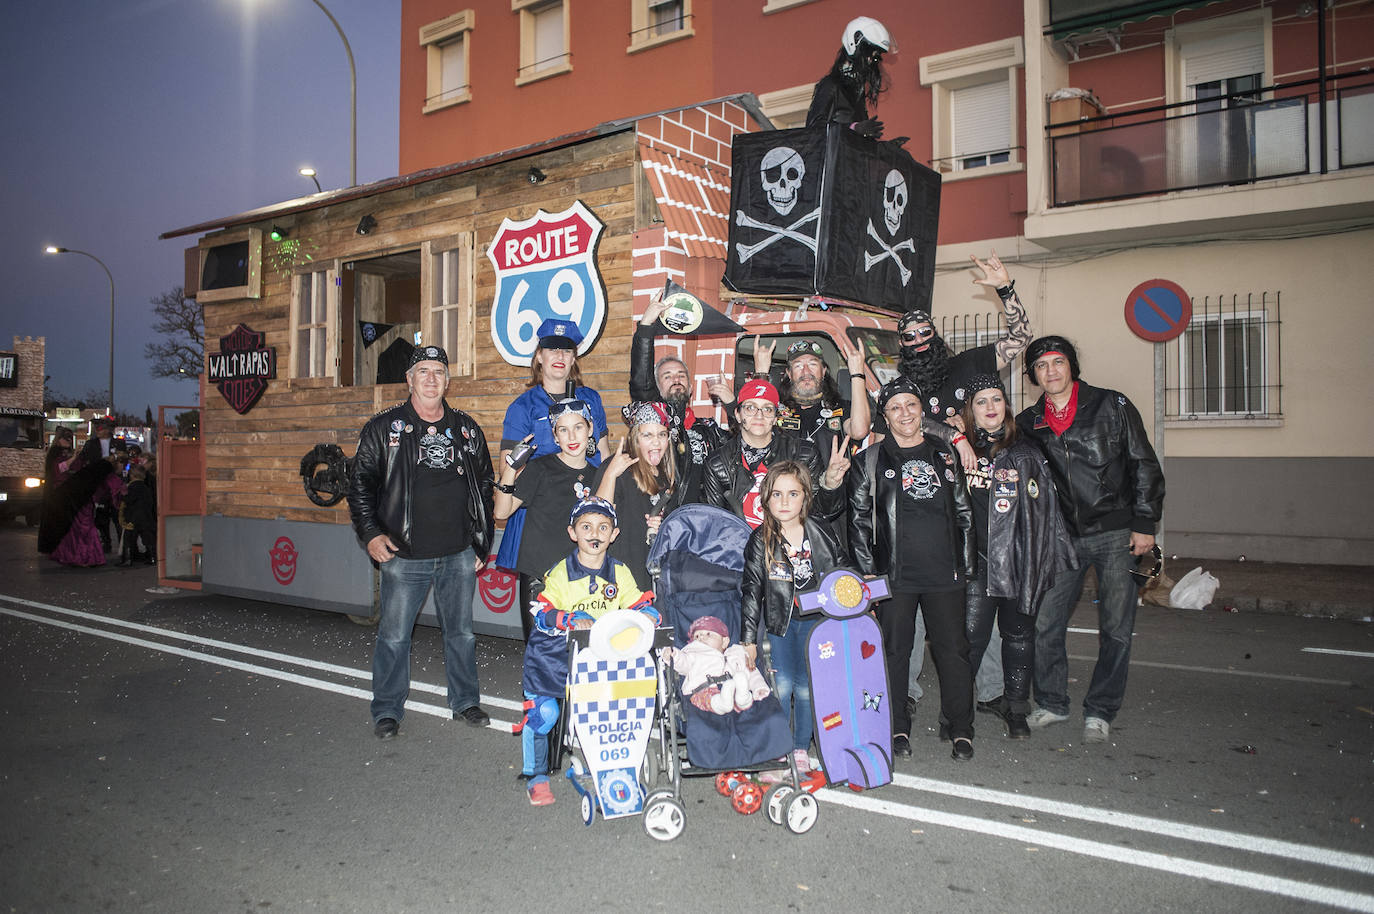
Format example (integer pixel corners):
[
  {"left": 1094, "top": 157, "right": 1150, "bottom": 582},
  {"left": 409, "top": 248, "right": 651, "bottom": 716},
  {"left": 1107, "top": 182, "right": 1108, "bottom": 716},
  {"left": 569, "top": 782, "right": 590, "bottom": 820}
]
[
  {"left": 269, "top": 536, "right": 298, "bottom": 585},
  {"left": 477, "top": 553, "right": 517, "bottom": 614}
]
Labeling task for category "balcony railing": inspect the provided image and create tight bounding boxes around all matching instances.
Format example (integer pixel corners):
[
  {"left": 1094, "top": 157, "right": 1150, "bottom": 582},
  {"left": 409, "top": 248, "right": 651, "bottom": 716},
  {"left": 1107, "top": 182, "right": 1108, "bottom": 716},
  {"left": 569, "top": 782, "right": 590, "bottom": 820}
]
[{"left": 1050, "top": 75, "right": 1374, "bottom": 207}]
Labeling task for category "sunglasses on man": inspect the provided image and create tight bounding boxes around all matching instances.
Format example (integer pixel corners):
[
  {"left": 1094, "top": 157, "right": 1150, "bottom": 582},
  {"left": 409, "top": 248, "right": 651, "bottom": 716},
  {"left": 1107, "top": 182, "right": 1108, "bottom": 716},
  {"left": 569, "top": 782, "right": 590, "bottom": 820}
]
[{"left": 900, "top": 326, "right": 936, "bottom": 344}]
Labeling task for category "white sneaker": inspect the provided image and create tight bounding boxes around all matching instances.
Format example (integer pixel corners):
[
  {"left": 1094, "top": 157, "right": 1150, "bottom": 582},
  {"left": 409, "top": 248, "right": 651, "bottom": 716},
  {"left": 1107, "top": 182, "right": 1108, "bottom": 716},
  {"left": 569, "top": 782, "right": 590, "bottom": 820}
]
[
  {"left": 1083, "top": 717, "right": 1110, "bottom": 744},
  {"left": 1026, "top": 707, "right": 1070, "bottom": 729}
]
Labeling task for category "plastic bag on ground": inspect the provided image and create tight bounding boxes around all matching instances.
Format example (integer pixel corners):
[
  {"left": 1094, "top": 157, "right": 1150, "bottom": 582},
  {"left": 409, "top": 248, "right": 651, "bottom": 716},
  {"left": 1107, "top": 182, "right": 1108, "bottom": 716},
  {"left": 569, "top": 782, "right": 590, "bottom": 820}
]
[{"left": 1170, "top": 566, "right": 1220, "bottom": 610}]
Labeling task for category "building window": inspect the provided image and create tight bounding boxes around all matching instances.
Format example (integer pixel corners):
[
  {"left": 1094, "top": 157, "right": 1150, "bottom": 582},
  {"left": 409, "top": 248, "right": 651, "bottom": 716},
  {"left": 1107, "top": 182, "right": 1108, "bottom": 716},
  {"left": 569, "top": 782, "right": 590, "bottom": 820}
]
[
  {"left": 423, "top": 234, "right": 476, "bottom": 377},
  {"left": 1167, "top": 11, "right": 1271, "bottom": 189},
  {"left": 1170, "top": 293, "right": 1280, "bottom": 419},
  {"left": 628, "top": 0, "right": 693, "bottom": 54},
  {"left": 291, "top": 266, "right": 338, "bottom": 381},
  {"left": 515, "top": 0, "right": 570, "bottom": 85},
  {"left": 421, "top": 9, "right": 475, "bottom": 113},
  {"left": 951, "top": 80, "right": 1013, "bottom": 171},
  {"left": 919, "top": 37, "right": 1023, "bottom": 180}
]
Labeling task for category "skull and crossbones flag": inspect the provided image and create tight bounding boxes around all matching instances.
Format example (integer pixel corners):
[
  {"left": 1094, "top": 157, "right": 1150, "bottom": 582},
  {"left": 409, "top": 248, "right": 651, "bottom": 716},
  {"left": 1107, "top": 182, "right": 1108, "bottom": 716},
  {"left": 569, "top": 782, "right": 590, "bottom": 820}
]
[{"left": 725, "top": 124, "right": 941, "bottom": 315}]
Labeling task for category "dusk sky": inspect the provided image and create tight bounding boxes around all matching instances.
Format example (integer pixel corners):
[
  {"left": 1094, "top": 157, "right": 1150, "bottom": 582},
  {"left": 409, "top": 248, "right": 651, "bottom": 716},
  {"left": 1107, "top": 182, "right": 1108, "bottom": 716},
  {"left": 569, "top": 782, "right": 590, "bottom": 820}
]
[{"left": 1, "top": 0, "right": 399, "bottom": 418}]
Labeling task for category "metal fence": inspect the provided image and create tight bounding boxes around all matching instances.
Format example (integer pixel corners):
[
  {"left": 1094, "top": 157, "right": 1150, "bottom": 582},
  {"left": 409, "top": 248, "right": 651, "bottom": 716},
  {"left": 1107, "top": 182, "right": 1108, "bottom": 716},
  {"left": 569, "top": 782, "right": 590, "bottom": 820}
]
[{"left": 1165, "top": 292, "right": 1281, "bottom": 420}]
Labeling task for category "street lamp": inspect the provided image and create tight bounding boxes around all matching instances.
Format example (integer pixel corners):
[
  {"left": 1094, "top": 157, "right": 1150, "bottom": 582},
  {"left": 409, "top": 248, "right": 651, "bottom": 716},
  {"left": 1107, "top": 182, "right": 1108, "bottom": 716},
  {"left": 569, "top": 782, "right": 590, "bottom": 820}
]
[
  {"left": 298, "top": 166, "right": 322, "bottom": 192},
  {"left": 308, "top": 0, "right": 356, "bottom": 187},
  {"left": 44, "top": 246, "right": 115, "bottom": 416}
]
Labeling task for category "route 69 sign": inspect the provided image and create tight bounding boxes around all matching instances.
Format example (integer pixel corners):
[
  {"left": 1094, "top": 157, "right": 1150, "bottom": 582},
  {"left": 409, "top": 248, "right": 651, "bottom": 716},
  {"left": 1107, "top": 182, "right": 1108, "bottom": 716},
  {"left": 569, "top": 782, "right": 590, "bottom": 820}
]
[{"left": 486, "top": 200, "right": 606, "bottom": 366}]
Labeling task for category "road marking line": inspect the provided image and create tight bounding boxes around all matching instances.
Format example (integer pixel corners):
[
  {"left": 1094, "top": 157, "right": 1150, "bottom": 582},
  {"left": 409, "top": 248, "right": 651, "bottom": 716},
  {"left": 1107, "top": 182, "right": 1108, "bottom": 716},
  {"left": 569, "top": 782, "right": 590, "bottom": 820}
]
[
  {"left": 0, "top": 593, "right": 524, "bottom": 713},
  {"left": 1067, "top": 653, "right": 1352, "bottom": 686},
  {"left": 8, "top": 595, "right": 1373, "bottom": 907},
  {"left": 1303, "top": 647, "right": 1374, "bottom": 659},
  {"left": 820, "top": 790, "right": 1374, "bottom": 914},
  {"left": 889, "top": 773, "right": 1374, "bottom": 875},
  {"left": 0, "top": 603, "right": 517, "bottom": 732}
]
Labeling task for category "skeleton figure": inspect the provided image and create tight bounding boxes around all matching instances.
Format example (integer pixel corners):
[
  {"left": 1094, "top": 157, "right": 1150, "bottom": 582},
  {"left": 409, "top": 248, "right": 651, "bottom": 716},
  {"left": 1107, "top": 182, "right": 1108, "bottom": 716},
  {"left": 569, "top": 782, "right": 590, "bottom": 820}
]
[
  {"left": 882, "top": 169, "right": 907, "bottom": 236},
  {"left": 761, "top": 146, "right": 805, "bottom": 216}
]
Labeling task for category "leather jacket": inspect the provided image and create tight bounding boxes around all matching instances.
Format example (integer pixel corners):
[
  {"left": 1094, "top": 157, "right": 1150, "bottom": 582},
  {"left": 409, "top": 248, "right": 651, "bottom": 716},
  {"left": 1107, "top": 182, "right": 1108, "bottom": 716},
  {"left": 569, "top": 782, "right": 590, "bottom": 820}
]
[
  {"left": 348, "top": 399, "right": 495, "bottom": 557},
  {"left": 702, "top": 433, "right": 843, "bottom": 522},
  {"left": 1016, "top": 381, "right": 1164, "bottom": 538},
  {"left": 847, "top": 434, "right": 977, "bottom": 580},
  {"left": 630, "top": 324, "right": 729, "bottom": 503},
  {"left": 978, "top": 439, "right": 1078, "bottom": 614},
  {"left": 741, "top": 516, "right": 852, "bottom": 644}
]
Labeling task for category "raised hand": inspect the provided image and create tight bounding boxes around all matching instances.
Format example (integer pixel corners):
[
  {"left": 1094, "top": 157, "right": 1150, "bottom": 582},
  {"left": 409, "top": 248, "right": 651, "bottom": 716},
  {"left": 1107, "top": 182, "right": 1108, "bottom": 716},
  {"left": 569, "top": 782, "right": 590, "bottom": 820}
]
[
  {"left": 970, "top": 250, "right": 1010, "bottom": 289},
  {"left": 753, "top": 335, "right": 776, "bottom": 374},
  {"left": 605, "top": 436, "right": 638, "bottom": 477},
  {"left": 824, "top": 434, "right": 851, "bottom": 489},
  {"left": 842, "top": 341, "right": 865, "bottom": 378},
  {"left": 706, "top": 376, "right": 734, "bottom": 405},
  {"left": 640, "top": 288, "right": 667, "bottom": 327}
]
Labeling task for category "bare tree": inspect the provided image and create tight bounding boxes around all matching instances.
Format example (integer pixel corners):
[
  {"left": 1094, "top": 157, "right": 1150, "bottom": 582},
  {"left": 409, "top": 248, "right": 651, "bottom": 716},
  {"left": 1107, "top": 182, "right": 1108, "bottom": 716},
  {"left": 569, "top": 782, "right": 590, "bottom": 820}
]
[{"left": 144, "top": 286, "right": 203, "bottom": 381}]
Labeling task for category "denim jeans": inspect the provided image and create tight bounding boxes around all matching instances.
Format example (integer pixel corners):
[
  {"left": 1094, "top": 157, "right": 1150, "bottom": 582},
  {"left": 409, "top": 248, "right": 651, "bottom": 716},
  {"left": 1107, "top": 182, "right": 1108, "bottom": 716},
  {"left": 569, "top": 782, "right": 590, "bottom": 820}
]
[
  {"left": 372, "top": 548, "right": 480, "bottom": 723},
  {"left": 909, "top": 607, "right": 1004, "bottom": 703},
  {"left": 1033, "top": 528, "right": 1139, "bottom": 722},
  {"left": 766, "top": 616, "right": 819, "bottom": 752}
]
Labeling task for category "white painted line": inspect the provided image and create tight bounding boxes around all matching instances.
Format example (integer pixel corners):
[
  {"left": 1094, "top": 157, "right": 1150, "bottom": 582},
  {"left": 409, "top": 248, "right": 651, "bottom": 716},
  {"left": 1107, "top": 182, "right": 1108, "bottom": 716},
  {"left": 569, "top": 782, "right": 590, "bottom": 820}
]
[
  {"left": 819, "top": 789, "right": 1374, "bottom": 914},
  {"left": 8, "top": 596, "right": 1373, "bottom": 908},
  {"left": 0, "top": 602, "right": 518, "bottom": 732},
  {"left": 1303, "top": 647, "right": 1374, "bottom": 659},
  {"left": 1067, "top": 653, "right": 1353, "bottom": 686},
  {"left": 0, "top": 593, "right": 524, "bottom": 713},
  {"left": 889, "top": 773, "right": 1374, "bottom": 876}
]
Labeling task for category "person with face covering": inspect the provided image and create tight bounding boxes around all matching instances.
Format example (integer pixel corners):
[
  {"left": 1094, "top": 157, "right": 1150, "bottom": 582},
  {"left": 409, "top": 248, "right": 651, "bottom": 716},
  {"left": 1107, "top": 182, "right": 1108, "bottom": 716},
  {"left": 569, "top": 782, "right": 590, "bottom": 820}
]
[
  {"left": 807, "top": 16, "right": 894, "bottom": 139},
  {"left": 496, "top": 319, "right": 611, "bottom": 633},
  {"left": 895, "top": 252, "right": 1032, "bottom": 427}
]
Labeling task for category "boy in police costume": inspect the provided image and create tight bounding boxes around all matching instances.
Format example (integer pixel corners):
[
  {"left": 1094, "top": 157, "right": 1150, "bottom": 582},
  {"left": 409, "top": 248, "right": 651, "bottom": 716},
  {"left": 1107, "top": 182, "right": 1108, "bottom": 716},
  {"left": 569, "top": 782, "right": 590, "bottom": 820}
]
[{"left": 517, "top": 495, "right": 659, "bottom": 806}]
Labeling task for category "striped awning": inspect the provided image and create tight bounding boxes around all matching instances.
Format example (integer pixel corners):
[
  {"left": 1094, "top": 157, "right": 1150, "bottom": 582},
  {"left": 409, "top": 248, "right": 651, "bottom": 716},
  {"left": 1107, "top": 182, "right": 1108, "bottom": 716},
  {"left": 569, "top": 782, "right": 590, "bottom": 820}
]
[{"left": 638, "top": 141, "right": 731, "bottom": 260}]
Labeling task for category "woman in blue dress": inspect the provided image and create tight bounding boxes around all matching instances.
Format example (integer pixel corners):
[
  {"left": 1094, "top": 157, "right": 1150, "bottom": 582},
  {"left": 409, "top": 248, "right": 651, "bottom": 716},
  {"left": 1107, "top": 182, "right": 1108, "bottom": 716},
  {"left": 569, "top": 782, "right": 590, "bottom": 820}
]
[{"left": 497, "top": 318, "right": 610, "bottom": 638}]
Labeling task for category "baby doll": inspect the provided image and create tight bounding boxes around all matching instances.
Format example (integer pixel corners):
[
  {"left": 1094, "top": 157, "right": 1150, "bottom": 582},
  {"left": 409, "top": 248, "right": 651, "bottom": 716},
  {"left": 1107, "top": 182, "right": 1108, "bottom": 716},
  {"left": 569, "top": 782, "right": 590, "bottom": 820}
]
[{"left": 669, "top": 615, "right": 771, "bottom": 715}]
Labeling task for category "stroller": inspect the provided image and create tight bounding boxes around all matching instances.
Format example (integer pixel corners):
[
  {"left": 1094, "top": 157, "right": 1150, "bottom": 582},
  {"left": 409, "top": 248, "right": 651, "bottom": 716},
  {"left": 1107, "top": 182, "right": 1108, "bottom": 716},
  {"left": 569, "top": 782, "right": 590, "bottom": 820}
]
[{"left": 640, "top": 504, "right": 820, "bottom": 839}]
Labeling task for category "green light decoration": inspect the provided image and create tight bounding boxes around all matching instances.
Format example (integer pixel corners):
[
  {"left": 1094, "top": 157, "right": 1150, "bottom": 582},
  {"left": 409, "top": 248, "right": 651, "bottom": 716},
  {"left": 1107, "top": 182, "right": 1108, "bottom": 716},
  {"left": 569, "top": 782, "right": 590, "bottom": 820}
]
[{"left": 266, "top": 236, "right": 318, "bottom": 280}]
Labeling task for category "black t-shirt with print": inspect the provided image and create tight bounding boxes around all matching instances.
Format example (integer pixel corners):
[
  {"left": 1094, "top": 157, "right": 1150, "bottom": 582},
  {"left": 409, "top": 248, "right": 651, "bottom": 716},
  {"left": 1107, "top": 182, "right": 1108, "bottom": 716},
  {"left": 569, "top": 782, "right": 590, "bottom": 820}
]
[
  {"left": 406, "top": 417, "right": 471, "bottom": 559},
  {"left": 513, "top": 453, "right": 595, "bottom": 578},
  {"left": 891, "top": 439, "right": 961, "bottom": 592},
  {"left": 591, "top": 464, "right": 672, "bottom": 592}
]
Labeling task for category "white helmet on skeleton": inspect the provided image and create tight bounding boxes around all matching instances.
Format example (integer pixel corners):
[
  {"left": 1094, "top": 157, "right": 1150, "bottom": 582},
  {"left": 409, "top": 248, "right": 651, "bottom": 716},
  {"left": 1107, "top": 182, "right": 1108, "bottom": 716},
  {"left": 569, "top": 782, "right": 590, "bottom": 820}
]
[{"left": 842, "top": 16, "right": 895, "bottom": 56}]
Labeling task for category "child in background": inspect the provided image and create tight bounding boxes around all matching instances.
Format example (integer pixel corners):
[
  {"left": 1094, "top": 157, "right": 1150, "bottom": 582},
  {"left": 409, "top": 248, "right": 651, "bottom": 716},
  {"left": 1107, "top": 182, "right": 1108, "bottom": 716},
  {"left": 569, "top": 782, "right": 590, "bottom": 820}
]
[
  {"left": 518, "top": 496, "right": 659, "bottom": 806},
  {"left": 740, "top": 460, "right": 852, "bottom": 775},
  {"left": 116, "top": 465, "right": 157, "bottom": 567},
  {"left": 494, "top": 397, "right": 599, "bottom": 640}
]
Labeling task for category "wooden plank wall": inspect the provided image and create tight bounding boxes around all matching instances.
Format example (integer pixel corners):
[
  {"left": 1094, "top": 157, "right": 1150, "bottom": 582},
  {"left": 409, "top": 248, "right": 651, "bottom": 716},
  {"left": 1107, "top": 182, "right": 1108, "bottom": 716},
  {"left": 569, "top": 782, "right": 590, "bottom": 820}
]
[{"left": 200, "top": 132, "right": 640, "bottom": 526}]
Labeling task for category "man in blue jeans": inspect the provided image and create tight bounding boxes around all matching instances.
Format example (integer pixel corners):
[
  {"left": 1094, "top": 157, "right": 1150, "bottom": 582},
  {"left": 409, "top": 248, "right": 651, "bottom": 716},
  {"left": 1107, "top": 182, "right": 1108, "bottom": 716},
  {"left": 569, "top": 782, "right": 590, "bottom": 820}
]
[
  {"left": 1016, "top": 336, "right": 1164, "bottom": 745},
  {"left": 348, "top": 345, "right": 496, "bottom": 739}
]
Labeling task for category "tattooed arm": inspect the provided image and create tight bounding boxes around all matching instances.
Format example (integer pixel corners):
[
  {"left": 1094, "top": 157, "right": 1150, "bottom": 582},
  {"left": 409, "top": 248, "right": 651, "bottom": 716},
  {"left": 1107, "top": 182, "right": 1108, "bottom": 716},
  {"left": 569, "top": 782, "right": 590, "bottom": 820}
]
[{"left": 971, "top": 251, "right": 1032, "bottom": 370}]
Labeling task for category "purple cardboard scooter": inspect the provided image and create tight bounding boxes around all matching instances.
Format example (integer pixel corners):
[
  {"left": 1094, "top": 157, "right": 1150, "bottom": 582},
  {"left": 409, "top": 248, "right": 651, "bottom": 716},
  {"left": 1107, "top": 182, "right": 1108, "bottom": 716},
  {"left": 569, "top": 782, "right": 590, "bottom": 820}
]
[{"left": 798, "top": 570, "right": 892, "bottom": 790}]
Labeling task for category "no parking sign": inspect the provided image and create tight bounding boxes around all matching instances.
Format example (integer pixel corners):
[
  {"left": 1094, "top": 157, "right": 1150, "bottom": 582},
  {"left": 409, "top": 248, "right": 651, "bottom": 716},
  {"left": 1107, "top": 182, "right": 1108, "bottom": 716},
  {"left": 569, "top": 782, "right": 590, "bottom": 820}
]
[{"left": 1124, "top": 279, "right": 1192, "bottom": 343}]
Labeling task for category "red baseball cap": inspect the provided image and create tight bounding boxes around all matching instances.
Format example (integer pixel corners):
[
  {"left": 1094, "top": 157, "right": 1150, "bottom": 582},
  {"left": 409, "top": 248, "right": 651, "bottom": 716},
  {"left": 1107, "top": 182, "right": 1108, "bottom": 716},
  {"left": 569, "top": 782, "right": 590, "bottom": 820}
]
[{"left": 736, "top": 378, "right": 779, "bottom": 406}]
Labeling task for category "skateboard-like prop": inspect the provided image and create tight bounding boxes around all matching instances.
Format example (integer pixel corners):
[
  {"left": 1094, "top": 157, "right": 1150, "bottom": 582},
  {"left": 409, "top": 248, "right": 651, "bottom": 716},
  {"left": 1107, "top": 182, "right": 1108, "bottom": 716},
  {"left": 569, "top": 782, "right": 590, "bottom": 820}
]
[
  {"left": 800, "top": 570, "right": 893, "bottom": 790},
  {"left": 565, "top": 611, "right": 658, "bottom": 826}
]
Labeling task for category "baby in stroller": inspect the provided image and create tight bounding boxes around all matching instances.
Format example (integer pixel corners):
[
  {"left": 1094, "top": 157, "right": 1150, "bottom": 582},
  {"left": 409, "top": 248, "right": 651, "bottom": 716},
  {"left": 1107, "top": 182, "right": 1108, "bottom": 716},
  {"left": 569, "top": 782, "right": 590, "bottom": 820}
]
[{"left": 665, "top": 615, "right": 771, "bottom": 715}]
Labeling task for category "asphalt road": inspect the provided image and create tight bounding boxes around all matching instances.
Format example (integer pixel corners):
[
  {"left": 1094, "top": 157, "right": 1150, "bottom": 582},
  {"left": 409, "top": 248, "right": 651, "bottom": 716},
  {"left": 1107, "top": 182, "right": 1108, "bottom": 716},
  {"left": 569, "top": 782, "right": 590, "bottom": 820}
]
[{"left": 2, "top": 523, "right": 1372, "bottom": 913}]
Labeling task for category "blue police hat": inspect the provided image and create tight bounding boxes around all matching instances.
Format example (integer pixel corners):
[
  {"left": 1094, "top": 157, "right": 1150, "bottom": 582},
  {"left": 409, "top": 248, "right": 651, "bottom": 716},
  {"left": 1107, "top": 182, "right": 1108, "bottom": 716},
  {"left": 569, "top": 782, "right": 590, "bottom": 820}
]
[{"left": 536, "top": 318, "right": 583, "bottom": 350}]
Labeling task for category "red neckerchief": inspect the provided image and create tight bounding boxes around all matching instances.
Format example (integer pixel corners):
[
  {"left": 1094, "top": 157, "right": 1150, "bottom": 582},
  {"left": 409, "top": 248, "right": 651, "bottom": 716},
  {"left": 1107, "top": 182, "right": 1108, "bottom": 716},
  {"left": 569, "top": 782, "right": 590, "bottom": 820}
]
[
  {"left": 1045, "top": 382, "right": 1079, "bottom": 436},
  {"left": 684, "top": 406, "right": 697, "bottom": 429}
]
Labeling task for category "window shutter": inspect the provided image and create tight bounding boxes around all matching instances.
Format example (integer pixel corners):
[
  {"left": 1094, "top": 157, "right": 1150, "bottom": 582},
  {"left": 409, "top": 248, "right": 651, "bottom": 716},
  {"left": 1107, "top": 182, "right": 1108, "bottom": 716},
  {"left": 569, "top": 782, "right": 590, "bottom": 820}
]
[
  {"left": 1182, "top": 32, "right": 1263, "bottom": 89},
  {"left": 440, "top": 39, "right": 464, "bottom": 93},
  {"left": 951, "top": 80, "right": 1010, "bottom": 157}
]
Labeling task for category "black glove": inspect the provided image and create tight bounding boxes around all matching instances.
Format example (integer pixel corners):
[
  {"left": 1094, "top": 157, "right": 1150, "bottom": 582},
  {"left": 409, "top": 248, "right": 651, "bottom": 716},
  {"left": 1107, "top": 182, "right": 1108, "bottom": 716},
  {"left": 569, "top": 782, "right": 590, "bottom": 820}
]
[
  {"left": 505, "top": 438, "right": 536, "bottom": 470},
  {"left": 852, "top": 118, "right": 884, "bottom": 139}
]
